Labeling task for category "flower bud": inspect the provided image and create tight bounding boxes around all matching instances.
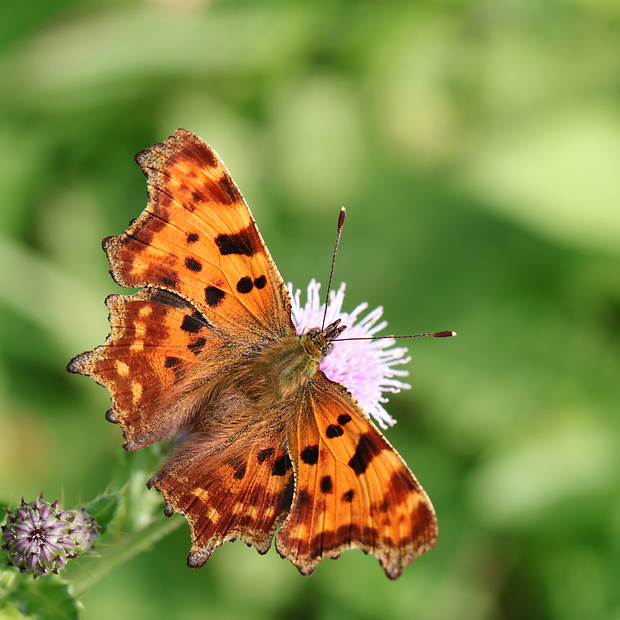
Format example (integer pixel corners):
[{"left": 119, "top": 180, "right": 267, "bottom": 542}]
[{"left": 2, "top": 496, "right": 100, "bottom": 578}]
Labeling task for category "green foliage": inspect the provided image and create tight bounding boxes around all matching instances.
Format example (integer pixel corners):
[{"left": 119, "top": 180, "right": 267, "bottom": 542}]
[
  {"left": 0, "top": 448, "right": 181, "bottom": 618},
  {"left": 80, "top": 494, "right": 119, "bottom": 537},
  {"left": 2, "top": 576, "right": 79, "bottom": 620},
  {"left": 1, "top": 0, "right": 619, "bottom": 618}
]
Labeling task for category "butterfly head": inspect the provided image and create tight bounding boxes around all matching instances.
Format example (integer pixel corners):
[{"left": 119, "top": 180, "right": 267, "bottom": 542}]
[{"left": 300, "top": 319, "right": 347, "bottom": 361}]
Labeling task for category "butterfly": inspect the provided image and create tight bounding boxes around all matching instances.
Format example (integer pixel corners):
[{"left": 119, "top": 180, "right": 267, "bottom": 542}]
[{"left": 67, "top": 129, "right": 439, "bottom": 579}]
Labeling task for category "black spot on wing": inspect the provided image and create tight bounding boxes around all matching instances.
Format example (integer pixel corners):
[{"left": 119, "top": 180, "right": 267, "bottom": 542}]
[
  {"left": 215, "top": 224, "right": 260, "bottom": 256},
  {"left": 272, "top": 453, "right": 293, "bottom": 476},
  {"left": 184, "top": 257, "right": 202, "bottom": 272},
  {"left": 233, "top": 463, "right": 247, "bottom": 480},
  {"left": 320, "top": 476, "right": 333, "bottom": 493},
  {"left": 342, "top": 489, "right": 354, "bottom": 502},
  {"left": 301, "top": 445, "right": 319, "bottom": 465},
  {"left": 164, "top": 356, "right": 182, "bottom": 368},
  {"left": 337, "top": 413, "right": 352, "bottom": 425},
  {"left": 181, "top": 311, "right": 209, "bottom": 334},
  {"left": 186, "top": 232, "right": 199, "bottom": 244},
  {"left": 254, "top": 275, "right": 267, "bottom": 289},
  {"left": 205, "top": 286, "right": 225, "bottom": 308},
  {"left": 348, "top": 433, "right": 383, "bottom": 476},
  {"left": 236, "top": 276, "right": 253, "bottom": 294},
  {"left": 326, "top": 424, "right": 344, "bottom": 438}
]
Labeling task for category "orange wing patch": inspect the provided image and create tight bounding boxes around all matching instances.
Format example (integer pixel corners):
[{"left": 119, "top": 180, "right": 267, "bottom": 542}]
[
  {"left": 276, "top": 373, "right": 437, "bottom": 580},
  {"left": 104, "top": 129, "right": 292, "bottom": 340},
  {"left": 148, "top": 433, "right": 294, "bottom": 567}
]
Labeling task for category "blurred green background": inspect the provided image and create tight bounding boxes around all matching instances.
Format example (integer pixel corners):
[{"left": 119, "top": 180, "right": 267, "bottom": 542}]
[{"left": 1, "top": 0, "right": 620, "bottom": 618}]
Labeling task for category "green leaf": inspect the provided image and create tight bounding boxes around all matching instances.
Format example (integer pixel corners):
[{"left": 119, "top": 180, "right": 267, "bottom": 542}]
[
  {"left": 80, "top": 493, "right": 119, "bottom": 536},
  {"left": 8, "top": 576, "right": 79, "bottom": 620}
]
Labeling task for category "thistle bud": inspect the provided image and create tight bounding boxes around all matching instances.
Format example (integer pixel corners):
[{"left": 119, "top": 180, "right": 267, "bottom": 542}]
[{"left": 2, "top": 496, "right": 101, "bottom": 578}]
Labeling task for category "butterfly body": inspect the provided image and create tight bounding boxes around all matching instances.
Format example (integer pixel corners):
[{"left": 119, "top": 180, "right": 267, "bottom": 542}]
[{"left": 68, "top": 129, "right": 438, "bottom": 579}]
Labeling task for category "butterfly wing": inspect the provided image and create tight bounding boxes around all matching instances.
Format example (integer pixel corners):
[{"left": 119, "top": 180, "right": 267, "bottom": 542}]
[
  {"left": 148, "top": 427, "right": 294, "bottom": 567},
  {"left": 68, "top": 288, "right": 241, "bottom": 450},
  {"left": 276, "top": 372, "right": 438, "bottom": 580},
  {"left": 105, "top": 128, "right": 293, "bottom": 339},
  {"left": 68, "top": 129, "right": 295, "bottom": 450},
  {"left": 68, "top": 129, "right": 301, "bottom": 561}
]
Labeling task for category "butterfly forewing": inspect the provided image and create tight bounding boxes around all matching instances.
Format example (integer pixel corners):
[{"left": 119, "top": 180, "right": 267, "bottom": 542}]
[
  {"left": 104, "top": 129, "right": 293, "bottom": 340},
  {"left": 276, "top": 372, "right": 438, "bottom": 579}
]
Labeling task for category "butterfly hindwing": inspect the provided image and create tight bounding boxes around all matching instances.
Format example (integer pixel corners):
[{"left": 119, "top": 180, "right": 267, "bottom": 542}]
[
  {"left": 276, "top": 372, "right": 438, "bottom": 580},
  {"left": 148, "top": 430, "right": 294, "bottom": 567}
]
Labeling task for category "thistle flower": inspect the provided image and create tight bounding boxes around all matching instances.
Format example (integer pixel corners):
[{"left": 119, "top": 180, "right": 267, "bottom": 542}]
[
  {"left": 2, "top": 496, "right": 100, "bottom": 578},
  {"left": 289, "top": 279, "right": 411, "bottom": 429}
]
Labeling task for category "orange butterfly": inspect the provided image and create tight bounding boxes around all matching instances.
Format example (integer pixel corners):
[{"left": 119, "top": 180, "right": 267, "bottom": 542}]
[{"left": 68, "top": 129, "right": 443, "bottom": 579}]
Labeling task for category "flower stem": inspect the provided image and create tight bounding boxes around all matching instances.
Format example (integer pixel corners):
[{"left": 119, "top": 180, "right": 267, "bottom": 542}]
[{"left": 70, "top": 514, "right": 183, "bottom": 598}]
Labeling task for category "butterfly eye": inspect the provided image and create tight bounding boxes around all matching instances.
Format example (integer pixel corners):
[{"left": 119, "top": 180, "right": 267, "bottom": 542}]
[
  {"left": 322, "top": 342, "right": 334, "bottom": 356},
  {"left": 303, "top": 327, "right": 321, "bottom": 339}
]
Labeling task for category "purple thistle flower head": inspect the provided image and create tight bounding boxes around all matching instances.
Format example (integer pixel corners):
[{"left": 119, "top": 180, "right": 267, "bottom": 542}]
[
  {"left": 1, "top": 496, "right": 100, "bottom": 578},
  {"left": 289, "top": 279, "right": 411, "bottom": 429}
]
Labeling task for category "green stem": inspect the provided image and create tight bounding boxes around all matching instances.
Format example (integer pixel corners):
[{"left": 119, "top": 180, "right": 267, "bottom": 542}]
[{"left": 70, "top": 514, "right": 183, "bottom": 598}]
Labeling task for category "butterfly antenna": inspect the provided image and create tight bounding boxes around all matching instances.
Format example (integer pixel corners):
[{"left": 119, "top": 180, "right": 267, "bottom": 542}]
[
  {"left": 336, "top": 330, "right": 457, "bottom": 341},
  {"left": 321, "top": 206, "right": 347, "bottom": 331}
]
